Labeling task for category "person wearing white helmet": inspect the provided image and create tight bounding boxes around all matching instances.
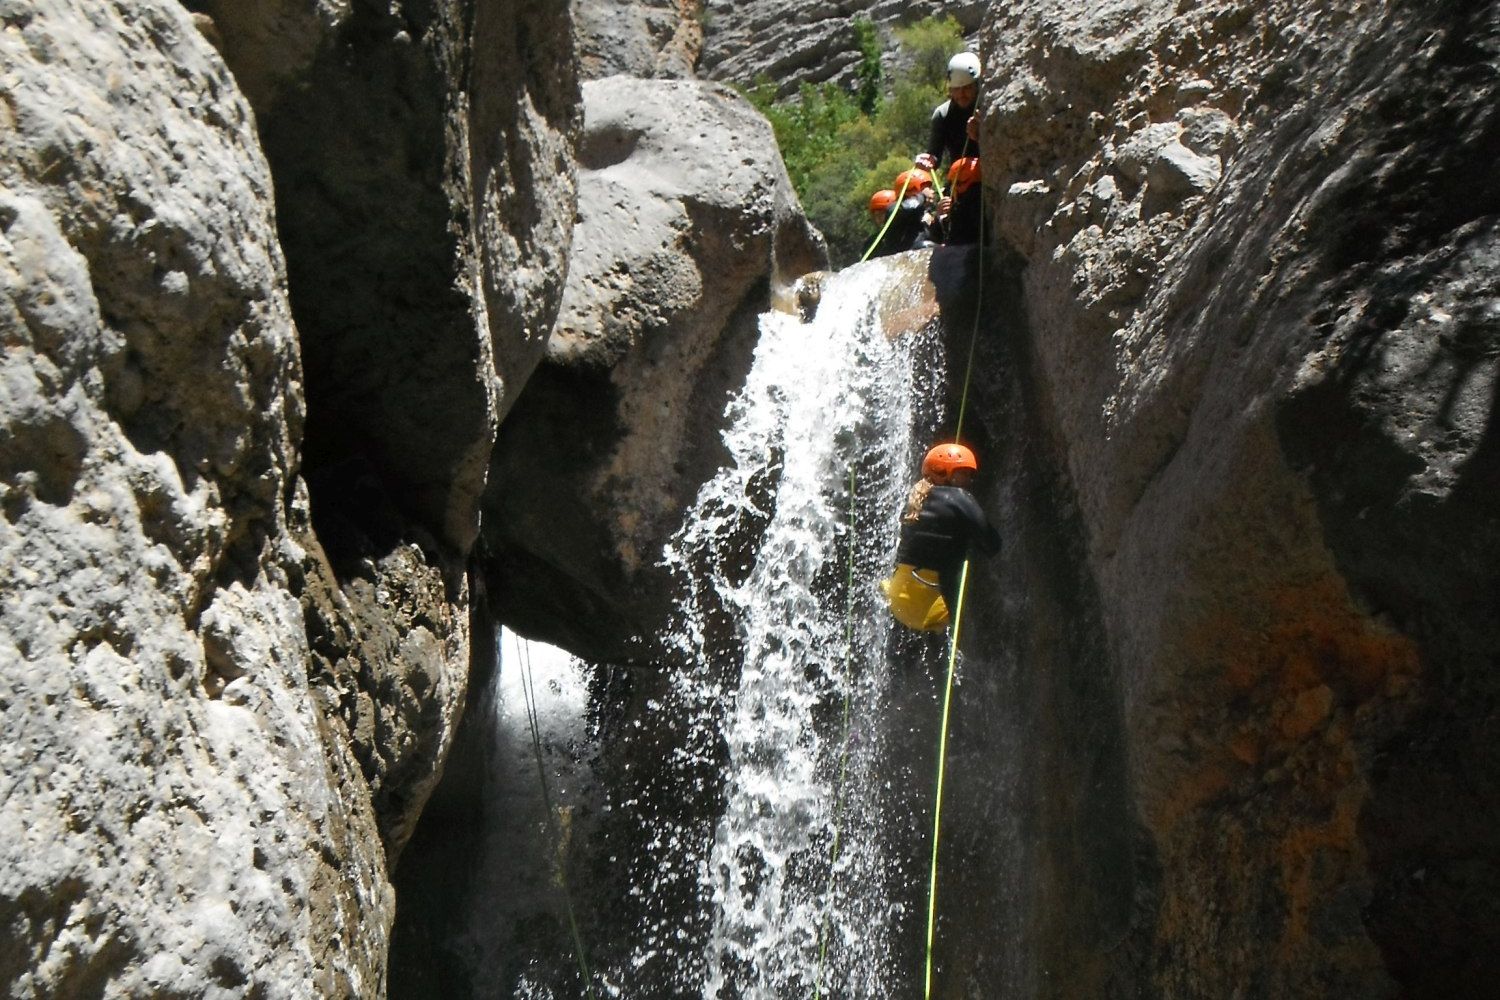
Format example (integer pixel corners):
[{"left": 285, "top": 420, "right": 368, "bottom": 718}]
[{"left": 915, "top": 51, "right": 982, "bottom": 176}]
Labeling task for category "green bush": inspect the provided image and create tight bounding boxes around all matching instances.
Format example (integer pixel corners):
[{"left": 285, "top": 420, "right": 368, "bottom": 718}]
[
  {"left": 740, "top": 16, "right": 968, "bottom": 266},
  {"left": 893, "top": 16, "right": 964, "bottom": 91}
]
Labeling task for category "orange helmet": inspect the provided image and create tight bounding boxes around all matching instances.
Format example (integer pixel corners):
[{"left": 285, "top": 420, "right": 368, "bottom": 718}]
[
  {"left": 868, "top": 189, "right": 898, "bottom": 217},
  {"left": 893, "top": 168, "right": 932, "bottom": 195},
  {"left": 947, "top": 157, "right": 981, "bottom": 196},
  {"left": 922, "top": 443, "right": 978, "bottom": 480}
]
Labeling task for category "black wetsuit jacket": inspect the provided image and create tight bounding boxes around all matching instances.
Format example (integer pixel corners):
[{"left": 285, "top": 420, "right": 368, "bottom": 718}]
[
  {"left": 926, "top": 99, "right": 978, "bottom": 167},
  {"left": 895, "top": 485, "right": 1000, "bottom": 607},
  {"left": 871, "top": 201, "right": 939, "bottom": 257},
  {"left": 944, "top": 187, "right": 983, "bottom": 246}
]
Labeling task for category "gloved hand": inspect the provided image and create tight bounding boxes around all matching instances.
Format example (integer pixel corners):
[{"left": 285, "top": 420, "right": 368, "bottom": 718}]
[{"left": 914, "top": 152, "right": 937, "bottom": 171}]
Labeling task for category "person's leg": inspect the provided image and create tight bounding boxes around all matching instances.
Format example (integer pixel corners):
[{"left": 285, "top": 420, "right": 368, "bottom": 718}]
[{"left": 938, "top": 570, "right": 960, "bottom": 613}]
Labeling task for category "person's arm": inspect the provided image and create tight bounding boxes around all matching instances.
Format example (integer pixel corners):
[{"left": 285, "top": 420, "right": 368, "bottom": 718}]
[
  {"left": 919, "top": 103, "right": 948, "bottom": 168},
  {"left": 952, "top": 489, "right": 1001, "bottom": 556}
]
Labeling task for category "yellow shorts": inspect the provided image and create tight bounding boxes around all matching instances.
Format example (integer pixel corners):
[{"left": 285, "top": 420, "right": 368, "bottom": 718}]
[{"left": 880, "top": 563, "right": 950, "bottom": 631}]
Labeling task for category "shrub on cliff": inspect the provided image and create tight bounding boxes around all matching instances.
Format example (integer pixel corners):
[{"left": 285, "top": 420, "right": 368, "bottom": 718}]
[{"left": 741, "top": 16, "right": 966, "bottom": 267}]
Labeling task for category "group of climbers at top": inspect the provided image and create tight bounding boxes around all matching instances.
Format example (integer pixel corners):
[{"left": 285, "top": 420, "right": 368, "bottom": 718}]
[{"left": 866, "top": 51, "right": 985, "bottom": 259}]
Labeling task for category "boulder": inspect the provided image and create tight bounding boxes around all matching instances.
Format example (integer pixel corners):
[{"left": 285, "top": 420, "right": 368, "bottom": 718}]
[
  {"left": 480, "top": 76, "right": 825, "bottom": 661},
  {"left": 1, "top": 0, "right": 580, "bottom": 995}
]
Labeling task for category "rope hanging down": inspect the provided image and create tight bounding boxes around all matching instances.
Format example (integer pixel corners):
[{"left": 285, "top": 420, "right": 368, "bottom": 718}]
[
  {"left": 811, "top": 467, "right": 860, "bottom": 1000},
  {"left": 515, "top": 636, "right": 599, "bottom": 1000},
  {"left": 923, "top": 560, "right": 970, "bottom": 1000},
  {"left": 859, "top": 172, "right": 917, "bottom": 263},
  {"left": 924, "top": 177, "right": 987, "bottom": 997}
]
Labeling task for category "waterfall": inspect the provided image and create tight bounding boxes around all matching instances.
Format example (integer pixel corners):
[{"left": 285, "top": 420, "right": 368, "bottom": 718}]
[
  {"left": 661, "top": 259, "right": 949, "bottom": 998},
  {"left": 491, "top": 257, "right": 953, "bottom": 999}
]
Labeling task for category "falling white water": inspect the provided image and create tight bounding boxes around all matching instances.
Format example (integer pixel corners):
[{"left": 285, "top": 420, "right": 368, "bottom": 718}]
[
  {"left": 651, "top": 259, "right": 949, "bottom": 999},
  {"left": 485, "top": 628, "right": 599, "bottom": 1000},
  {"left": 480, "top": 257, "right": 952, "bottom": 1000}
]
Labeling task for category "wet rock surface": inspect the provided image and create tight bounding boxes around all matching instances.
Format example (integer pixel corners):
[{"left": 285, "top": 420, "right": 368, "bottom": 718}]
[{"left": 970, "top": 0, "right": 1500, "bottom": 995}]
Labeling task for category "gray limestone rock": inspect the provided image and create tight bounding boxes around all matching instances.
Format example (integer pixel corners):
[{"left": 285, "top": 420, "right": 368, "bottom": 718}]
[
  {"left": 1142, "top": 140, "right": 1221, "bottom": 215},
  {"left": 189, "top": 0, "right": 353, "bottom": 109},
  {"left": 965, "top": 0, "right": 1500, "bottom": 995},
  {"left": 1, "top": 2, "right": 386, "bottom": 995},
  {"left": 3, "top": 0, "right": 580, "bottom": 996},
  {"left": 224, "top": 0, "right": 580, "bottom": 557},
  {"left": 697, "top": 0, "right": 985, "bottom": 94},
  {"left": 480, "top": 76, "right": 825, "bottom": 661},
  {"left": 574, "top": 0, "right": 703, "bottom": 80}
]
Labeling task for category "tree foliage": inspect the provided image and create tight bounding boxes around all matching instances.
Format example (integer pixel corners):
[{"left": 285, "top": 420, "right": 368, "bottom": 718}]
[{"left": 740, "top": 16, "right": 967, "bottom": 267}]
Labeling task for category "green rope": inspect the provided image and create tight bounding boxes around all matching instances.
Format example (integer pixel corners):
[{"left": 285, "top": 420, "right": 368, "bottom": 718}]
[
  {"left": 923, "top": 559, "right": 971, "bottom": 1000},
  {"left": 951, "top": 176, "right": 985, "bottom": 442},
  {"left": 516, "top": 637, "right": 599, "bottom": 1000},
  {"left": 924, "top": 139, "right": 988, "bottom": 993},
  {"left": 811, "top": 467, "right": 860, "bottom": 1000},
  {"left": 859, "top": 173, "right": 916, "bottom": 263}
]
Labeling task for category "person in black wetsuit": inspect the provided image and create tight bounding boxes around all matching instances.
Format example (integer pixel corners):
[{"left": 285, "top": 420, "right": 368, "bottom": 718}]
[
  {"left": 939, "top": 156, "right": 983, "bottom": 246},
  {"left": 914, "top": 52, "right": 982, "bottom": 179},
  {"left": 882, "top": 443, "right": 1000, "bottom": 631},
  {"left": 866, "top": 171, "right": 940, "bottom": 258}
]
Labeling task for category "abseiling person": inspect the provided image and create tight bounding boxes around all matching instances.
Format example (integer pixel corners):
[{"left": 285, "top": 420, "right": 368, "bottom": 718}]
[{"left": 881, "top": 443, "right": 1000, "bottom": 631}]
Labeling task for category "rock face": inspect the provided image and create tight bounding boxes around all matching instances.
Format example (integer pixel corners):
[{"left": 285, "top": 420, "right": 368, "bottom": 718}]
[
  {"left": 698, "top": 0, "right": 985, "bottom": 93},
  {"left": 956, "top": 0, "right": 1500, "bottom": 996},
  {"left": 2, "top": 0, "right": 578, "bottom": 996},
  {"left": 574, "top": 0, "right": 702, "bottom": 80},
  {"left": 479, "top": 75, "right": 825, "bottom": 661},
  {"left": 204, "top": 0, "right": 579, "bottom": 557},
  {"left": 573, "top": 0, "right": 986, "bottom": 94},
  {"left": 1, "top": 2, "right": 386, "bottom": 994},
  {"left": 198, "top": 0, "right": 580, "bottom": 865}
]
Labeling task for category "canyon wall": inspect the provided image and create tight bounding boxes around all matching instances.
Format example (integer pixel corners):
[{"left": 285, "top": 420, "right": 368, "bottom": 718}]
[
  {"left": 953, "top": 0, "right": 1500, "bottom": 996},
  {"left": 573, "top": 0, "right": 984, "bottom": 91},
  {"left": 4, "top": 0, "right": 1496, "bottom": 997},
  {"left": 697, "top": 0, "right": 983, "bottom": 94},
  {"left": 2, "top": 0, "right": 579, "bottom": 995}
]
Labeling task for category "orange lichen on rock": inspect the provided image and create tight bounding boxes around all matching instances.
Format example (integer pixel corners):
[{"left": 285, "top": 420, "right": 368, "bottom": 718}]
[
  {"left": 1276, "top": 780, "right": 1367, "bottom": 961},
  {"left": 1146, "top": 573, "right": 1421, "bottom": 837},
  {"left": 1148, "top": 759, "right": 1238, "bottom": 836},
  {"left": 1280, "top": 683, "right": 1335, "bottom": 741},
  {"left": 1212, "top": 576, "right": 1421, "bottom": 706}
]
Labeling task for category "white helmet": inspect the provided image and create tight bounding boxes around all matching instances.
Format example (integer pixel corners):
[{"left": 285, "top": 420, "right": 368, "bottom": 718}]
[{"left": 947, "top": 51, "right": 982, "bottom": 87}]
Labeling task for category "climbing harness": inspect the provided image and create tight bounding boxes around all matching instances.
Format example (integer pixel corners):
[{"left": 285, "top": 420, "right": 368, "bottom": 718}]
[
  {"left": 515, "top": 635, "right": 599, "bottom": 1000},
  {"left": 881, "top": 564, "right": 950, "bottom": 631},
  {"left": 811, "top": 467, "right": 860, "bottom": 1000}
]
